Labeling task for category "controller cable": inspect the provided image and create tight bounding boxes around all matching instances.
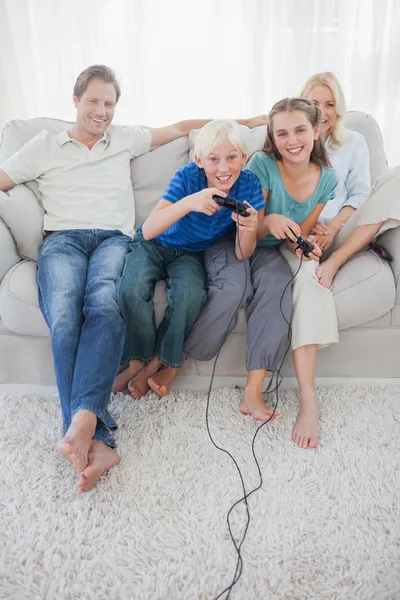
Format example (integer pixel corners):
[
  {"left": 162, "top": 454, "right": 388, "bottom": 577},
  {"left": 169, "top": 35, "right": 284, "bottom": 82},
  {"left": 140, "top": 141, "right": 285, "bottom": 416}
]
[{"left": 204, "top": 201, "right": 305, "bottom": 599}]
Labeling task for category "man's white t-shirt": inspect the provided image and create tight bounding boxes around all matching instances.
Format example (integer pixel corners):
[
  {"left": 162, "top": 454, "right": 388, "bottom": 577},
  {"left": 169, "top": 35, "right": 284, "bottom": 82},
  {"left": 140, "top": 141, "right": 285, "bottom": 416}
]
[{"left": 0, "top": 125, "right": 152, "bottom": 237}]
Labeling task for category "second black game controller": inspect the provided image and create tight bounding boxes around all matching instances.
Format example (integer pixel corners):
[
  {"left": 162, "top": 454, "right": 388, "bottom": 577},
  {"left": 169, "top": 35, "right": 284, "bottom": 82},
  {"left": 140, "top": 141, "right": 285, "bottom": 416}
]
[
  {"left": 368, "top": 242, "right": 393, "bottom": 262},
  {"left": 287, "top": 227, "right": 314, "bottom": 257},
  {"left": 212, "top": 195, "right": 250, "bottom": 217}
]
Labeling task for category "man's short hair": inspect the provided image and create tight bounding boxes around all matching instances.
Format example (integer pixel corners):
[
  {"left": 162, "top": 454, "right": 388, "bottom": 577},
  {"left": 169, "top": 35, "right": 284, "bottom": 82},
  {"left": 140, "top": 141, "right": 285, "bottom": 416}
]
[
  {"left": 194, "top": 120, "right": 247, "bottom": 160},
  {"left": 73, "top": 65, "right": 121, "bottom": 103}
]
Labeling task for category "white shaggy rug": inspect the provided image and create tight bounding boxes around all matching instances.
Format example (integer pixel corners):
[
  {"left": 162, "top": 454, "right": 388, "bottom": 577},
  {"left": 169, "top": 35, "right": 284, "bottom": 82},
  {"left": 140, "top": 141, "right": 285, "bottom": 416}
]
[{"left": 1, "top": 385, "right": 400, "bottom": 600}]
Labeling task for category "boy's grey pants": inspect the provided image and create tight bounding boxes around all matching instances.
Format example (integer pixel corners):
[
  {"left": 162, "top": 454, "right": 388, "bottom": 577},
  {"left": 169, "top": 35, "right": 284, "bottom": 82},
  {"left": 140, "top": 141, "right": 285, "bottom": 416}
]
[{"left": 184, "top": 237, "right": 293, "bottom": 372}]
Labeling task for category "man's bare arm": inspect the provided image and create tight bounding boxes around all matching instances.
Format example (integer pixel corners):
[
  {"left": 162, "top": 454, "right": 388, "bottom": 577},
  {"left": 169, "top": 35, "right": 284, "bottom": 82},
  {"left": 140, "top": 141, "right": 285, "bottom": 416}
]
[
  {"left": 0, "top": 170, "right": 16, "bottom": 192},
  {"left": 148, "top": 115, "right": 269, "bottom": 150}
]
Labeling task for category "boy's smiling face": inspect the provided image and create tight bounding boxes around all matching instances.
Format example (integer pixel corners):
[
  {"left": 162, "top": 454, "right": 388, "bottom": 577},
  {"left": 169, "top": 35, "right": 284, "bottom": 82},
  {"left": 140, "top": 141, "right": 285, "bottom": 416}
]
[{"left": 195, "top": 138, "right": 247, "bottom": 193}]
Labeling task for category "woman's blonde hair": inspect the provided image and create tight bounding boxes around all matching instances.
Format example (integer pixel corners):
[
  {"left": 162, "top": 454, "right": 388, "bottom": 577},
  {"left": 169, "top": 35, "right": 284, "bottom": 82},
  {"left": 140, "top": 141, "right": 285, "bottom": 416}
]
[
  {"left": 300, "top": 72, "right": 346, "bottom": 149},
  {"left": 262, "top": 97, "right": 331, "bottom": 168},
  {"left": 194, "top": 119, "right": 247, "bottom": 160}
]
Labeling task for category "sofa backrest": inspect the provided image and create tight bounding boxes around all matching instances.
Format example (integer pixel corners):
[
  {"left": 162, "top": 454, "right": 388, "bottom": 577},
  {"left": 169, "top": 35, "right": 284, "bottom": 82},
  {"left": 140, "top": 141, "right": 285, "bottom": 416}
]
[{"left": 0, "top": 111, "right": 389, "bottom": 231}]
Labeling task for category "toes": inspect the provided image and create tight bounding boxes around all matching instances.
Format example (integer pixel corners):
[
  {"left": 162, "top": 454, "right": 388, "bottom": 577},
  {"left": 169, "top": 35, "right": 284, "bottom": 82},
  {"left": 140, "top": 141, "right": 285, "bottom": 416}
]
[
  {"left": 309, "top": 436, "right": 320, "bottom": 448},
  {"left": 301, "top": 437, "right": 309, "bottom": 449}
]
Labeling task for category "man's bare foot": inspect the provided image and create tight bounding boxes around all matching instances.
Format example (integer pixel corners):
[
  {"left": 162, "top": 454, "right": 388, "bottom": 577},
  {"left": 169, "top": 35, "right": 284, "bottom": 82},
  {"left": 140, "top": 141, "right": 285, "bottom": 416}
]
[
  {"left": 128, "top": 357, "right": 162, "bottom": 399},
  {"left": 59, "top": 409, "right": 97, "bottom": 472},
  {"left": 292, "top": 390, "right": 320, "bottom": 449},
  {"left": 112, "top": 360, "right": 144, "bottom": 393},
  {"left": 148, "top": 366, "right": 180, "bottom": 398},
  {"left": 316, "top": 256, "right": 341, "bottom": 288},
  {"left": 78, "top": 440, "right": 120, "bottom": 494},
  {"left": 239, "top": 385, "right": 279, "bottom": 421}
]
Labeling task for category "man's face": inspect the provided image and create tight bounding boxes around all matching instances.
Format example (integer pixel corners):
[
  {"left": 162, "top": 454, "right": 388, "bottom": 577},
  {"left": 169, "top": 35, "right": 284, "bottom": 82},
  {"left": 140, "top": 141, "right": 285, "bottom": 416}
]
[
  {"left": 73, "top": 78, "right": 117, "bottom": 138},
  {"left": 195, "top": 138, "right": 246, "bottom": 193}
]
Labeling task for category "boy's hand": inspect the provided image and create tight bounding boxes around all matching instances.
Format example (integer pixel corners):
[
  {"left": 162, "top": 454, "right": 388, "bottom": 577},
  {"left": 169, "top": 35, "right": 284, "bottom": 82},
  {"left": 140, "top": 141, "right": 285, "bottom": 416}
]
[
  {"left": 295, "top": 234, "right": 322, "bottom": 262},
  {"left": 189, "top": 188, "right": 225, "bottom": 216},
  {"left": 231, "top": 202, "right": 258, "bottom": 232},
  {"left": 265, "top": 214, "right": 301, "bottom": 242}
]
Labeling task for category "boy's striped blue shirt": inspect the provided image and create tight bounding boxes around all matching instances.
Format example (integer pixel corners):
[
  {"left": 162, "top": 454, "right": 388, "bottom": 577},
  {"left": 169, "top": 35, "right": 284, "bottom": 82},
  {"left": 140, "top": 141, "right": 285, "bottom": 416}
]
[{"left": 150, "top": 162, "right": 265, "bottom": 252}]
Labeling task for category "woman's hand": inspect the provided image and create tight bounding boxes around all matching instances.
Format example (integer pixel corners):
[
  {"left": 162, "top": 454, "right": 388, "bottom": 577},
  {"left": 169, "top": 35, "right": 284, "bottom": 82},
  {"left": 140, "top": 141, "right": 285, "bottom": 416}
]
[{"left": 314, "top": 224, "right": 337, "bottom": 252}]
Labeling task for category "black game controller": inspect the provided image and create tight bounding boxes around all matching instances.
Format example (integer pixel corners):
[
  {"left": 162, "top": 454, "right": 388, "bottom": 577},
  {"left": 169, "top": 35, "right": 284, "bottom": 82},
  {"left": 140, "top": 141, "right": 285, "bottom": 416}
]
[
  {"left": 287, "top": 227, "right": 314, "bottom": 257},
  {"left": 212, "top": 195, "right": 250, "bottom": 217},
  {"left": 368, "top": 242, "right": 393, "bottom": 262}
]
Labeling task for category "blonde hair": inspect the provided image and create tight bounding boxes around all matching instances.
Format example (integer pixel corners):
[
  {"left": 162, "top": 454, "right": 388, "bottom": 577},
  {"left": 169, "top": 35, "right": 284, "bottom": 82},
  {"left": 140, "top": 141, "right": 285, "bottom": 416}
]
[
  {"left": 194, "top": 119, "right": 247, "bottom": 160},
  {"left": 300, "top": 72, "right": 346, "bottom": 149}
]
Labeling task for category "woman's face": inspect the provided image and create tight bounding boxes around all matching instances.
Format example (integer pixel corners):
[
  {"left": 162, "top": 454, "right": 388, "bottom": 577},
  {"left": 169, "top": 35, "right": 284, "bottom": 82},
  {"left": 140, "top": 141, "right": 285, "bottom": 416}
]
[{"left": 305, "top": 84, "right": 337, "bottom": 140}]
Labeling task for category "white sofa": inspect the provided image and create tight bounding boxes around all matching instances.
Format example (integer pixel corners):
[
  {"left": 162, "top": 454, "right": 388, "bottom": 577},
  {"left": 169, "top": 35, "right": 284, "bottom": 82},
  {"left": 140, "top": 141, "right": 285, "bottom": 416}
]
[{"left": 0, "top": 111, "right": 399, "bottom": 386}]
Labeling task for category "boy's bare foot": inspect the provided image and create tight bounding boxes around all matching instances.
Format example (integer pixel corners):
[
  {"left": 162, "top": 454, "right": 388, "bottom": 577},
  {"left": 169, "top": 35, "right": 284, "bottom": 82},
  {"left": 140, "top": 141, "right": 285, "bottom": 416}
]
[
  {"left": 148, "top": 366, "right": 180, "bottom": 398},
  {"left": 59, "top": 409, "right": 97, "bottom": 472},
  {"left": 78, "top": 440, "right": 120, "bottom": 494},
  {"left": 316, "top": 256, "right": 341, "bottom": 288},
  {"left": 112, "top": 360, "right": 145, "bottom": 393},
  {"left": 128, "top": 357, "right": 162, "bottom": 398},
  {"left": 240, "top": 386, "right": 279, "bottom": 421},
  {"left": 292, "top": 390, "right": 320, "bottom": 448}
]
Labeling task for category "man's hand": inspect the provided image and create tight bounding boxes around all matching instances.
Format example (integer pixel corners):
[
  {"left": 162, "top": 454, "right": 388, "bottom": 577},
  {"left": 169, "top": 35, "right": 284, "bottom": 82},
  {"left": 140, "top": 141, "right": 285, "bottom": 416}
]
[
  {"left": 295, "top": 234, "right": 322, "bottom": 263},
  {"left": 265, "top": 214, "right": 301, "bottom": 242},
  {"left": 245, "top": 114, "right": 269, "bottom": 128},
  {"left": 188, "top": 188, "right": 225, "bottom": 216},
  {"left": 231, "top": 202, "right": 258, "bottom": 232}
]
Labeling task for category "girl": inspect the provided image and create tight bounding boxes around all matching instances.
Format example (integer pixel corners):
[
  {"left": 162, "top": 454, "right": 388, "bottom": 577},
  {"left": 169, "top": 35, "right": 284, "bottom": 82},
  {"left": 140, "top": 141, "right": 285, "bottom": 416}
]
[{"left": 245, "top": 98, "right": 338, "bottom": 448}]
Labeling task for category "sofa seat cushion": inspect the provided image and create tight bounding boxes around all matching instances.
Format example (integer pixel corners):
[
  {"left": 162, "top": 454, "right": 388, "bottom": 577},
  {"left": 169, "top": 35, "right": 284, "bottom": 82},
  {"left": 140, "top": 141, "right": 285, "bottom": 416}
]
[
  {"left": 331, "top": 249, "right": 395, "bottom": 330},
  {"left": 0, "top": 260, "right": 48, "bottom": 337}
]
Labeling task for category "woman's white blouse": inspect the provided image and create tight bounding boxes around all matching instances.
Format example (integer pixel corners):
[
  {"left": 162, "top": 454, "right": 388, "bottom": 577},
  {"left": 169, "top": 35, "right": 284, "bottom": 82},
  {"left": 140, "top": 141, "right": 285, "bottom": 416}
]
[{"left": 320, "top": 129, "right": 371, "bottom": 223}]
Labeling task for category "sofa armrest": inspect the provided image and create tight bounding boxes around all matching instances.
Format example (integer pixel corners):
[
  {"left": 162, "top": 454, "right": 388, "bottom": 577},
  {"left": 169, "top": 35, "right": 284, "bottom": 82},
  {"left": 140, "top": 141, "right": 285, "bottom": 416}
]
[
  {"left": 0, "top": 185, "right": 44, "bottom": 261},
  {"left": 379, "top": 226, "right": 400, "bottom": 303},
  {"left": 0, "top": 211, "right": 21, "bottom": 281}
]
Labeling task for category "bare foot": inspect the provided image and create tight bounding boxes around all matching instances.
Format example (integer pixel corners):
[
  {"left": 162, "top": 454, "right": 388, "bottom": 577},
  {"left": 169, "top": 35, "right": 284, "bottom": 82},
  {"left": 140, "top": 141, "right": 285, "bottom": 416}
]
[
  {"left": 316, "top": 257, "right": 340, "bottom": 288},
  {"left": 78, "top": 440, "right": 120, "bottom": 494},
  {"left": 128, "top": 357, "right": 162, "bottom": 398},
  {"left": 239, "top": 385, "right": 279, "bottom": 421},
  {"left": 292, "top": 390, "right": 320, "bottom": 449},
  {"left": 112, "top": 360, "right": 144, "bottom": 393},
  {"left": 148, "top": 366, "right": 180, "bottom": 398},
  {"left": 59, "top": 409, "right": 97, "bottom": 472}
]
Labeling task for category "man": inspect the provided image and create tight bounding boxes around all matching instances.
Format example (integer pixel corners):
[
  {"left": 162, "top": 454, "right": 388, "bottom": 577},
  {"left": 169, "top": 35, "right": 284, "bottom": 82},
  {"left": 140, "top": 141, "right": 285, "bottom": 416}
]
[{"left": 0, "top": 64, "right": 267, "bottom": 493}]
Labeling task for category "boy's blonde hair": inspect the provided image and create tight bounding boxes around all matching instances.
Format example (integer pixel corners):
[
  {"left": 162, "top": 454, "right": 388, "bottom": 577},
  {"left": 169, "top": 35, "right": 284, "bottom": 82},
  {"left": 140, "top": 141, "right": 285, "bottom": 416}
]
[
  {"left": 300, "top": 72, "right": 347, "bottom": 149},
  {"left": 194, "top": 119, "right": 247, "bottom": 160}
]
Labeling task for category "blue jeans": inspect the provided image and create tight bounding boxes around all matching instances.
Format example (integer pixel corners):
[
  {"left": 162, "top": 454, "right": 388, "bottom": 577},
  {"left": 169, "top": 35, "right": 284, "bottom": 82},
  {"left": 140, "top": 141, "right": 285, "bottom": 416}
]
[
  {"left": 117, "top": 233, "right": 207, "bottom": 368},
  {"left": 37, "top": 229, "right": 130, "bottom": 448}
]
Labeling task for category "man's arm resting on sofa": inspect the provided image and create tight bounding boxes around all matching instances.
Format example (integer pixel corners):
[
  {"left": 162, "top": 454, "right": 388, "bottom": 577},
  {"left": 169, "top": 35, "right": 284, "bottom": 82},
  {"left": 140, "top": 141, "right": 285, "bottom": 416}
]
[
  {"left": 148, "top": 115, "right": 269, "bottom": 150},
  {"left": 0, "top": 169, "right": 16, "bottom": 192}
]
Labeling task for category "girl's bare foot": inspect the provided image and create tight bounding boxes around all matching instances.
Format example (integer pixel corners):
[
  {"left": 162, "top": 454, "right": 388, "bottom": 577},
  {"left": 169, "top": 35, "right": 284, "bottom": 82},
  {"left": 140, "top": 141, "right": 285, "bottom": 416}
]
[
  {"left": 316, "top": 257, "right": 341, "bottom": 288},
  {"left": 239, "top": 385, "right": 279, "bottom": 421},
  {"left": 292, "top": 390, "right": 320, "bottom": 448},
  {"left": 112, "top": 360, "right": 144, "bottom": 393},
  {"left": 128, "top": 357, "right": 162, "bottom": 398},
  {"left": 59, "top": 409, "right": 97, "bottom": 472},
  {"left": 148, "top": 366, "right": 180, "bottom": 398},
  {"left": 78, "top": 440, "right": 120, "bottom": 494}
]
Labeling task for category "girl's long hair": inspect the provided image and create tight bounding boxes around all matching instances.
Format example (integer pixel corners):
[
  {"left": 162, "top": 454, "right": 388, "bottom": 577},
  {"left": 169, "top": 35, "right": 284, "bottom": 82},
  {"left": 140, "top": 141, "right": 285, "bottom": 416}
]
[{"left": 263, "top": 97, "right": 331, "bottom": 168}]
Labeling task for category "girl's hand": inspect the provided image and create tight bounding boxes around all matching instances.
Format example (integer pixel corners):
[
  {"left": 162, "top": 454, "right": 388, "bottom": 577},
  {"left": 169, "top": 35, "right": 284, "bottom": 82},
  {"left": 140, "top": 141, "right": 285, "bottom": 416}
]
[
  {"left": 232, "top": 202, "right": 258, "bottom": 232},
  {"left": 295, "top": 234, "right": 322, "bottom": 262},
  {"left": 265, "top": 214, "right": 301, "bottom": 242},
  {"left": 189, "top": 188, "right": 225, "bottom": 216}
]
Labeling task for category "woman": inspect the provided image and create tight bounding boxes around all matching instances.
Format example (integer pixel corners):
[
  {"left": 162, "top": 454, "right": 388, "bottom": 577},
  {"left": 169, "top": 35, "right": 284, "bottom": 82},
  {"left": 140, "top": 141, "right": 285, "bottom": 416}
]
[{"left": 300, "top": 72, "right": 370, "bottom": 252}]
